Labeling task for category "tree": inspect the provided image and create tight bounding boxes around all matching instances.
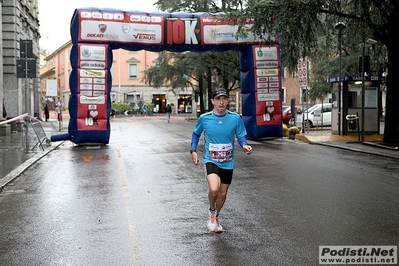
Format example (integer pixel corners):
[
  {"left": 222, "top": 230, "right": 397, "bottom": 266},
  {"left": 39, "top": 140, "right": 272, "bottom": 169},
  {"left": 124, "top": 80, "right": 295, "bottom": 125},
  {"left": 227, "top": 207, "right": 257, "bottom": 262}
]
[
  {"left": 231, "top": 0, "right": 398, "bottom": 146},
  {"left": 150, "top": 0, "right": 243, "bottom": 113},
  {"left": 143, "top": 50, "right": 240, "bottom": 113}
]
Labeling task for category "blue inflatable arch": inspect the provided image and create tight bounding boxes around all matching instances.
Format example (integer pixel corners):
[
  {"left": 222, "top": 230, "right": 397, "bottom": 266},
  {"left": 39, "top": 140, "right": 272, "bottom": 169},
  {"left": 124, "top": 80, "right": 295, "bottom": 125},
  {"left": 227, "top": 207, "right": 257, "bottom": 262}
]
[{"left": 51, "top": 8, "right": 284, "bottom": 144}]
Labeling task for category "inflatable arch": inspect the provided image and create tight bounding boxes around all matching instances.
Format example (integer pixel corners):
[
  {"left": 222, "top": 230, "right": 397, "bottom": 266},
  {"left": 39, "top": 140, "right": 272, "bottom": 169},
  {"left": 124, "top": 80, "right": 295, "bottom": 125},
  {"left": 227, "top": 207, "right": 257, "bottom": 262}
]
[{"left": 51, "top": 8, "right": 284, "bottom": 144}]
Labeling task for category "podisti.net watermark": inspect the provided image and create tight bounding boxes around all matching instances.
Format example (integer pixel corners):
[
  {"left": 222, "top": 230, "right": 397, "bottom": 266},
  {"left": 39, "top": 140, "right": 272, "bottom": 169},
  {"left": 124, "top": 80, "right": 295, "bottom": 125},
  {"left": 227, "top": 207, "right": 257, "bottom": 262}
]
[{"left": 319, "top": 246, "right": 397, "bottom": 264}]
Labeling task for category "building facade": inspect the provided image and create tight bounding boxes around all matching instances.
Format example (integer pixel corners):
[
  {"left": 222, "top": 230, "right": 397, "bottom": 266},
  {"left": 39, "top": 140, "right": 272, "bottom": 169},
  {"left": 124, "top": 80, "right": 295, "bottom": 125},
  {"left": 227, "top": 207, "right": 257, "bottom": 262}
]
[{"left": 1, "top": 0, "right": 40, "bottom": 122}]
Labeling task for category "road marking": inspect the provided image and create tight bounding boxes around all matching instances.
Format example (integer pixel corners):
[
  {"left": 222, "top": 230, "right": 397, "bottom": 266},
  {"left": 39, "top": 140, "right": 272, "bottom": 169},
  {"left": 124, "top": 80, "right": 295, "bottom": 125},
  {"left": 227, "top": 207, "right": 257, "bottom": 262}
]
[
  {"left": 117, "top": 149, "right": 143, "bottom": 264},
  {"left": 81, "top": 155, "right": 95, "bottom": 162}
]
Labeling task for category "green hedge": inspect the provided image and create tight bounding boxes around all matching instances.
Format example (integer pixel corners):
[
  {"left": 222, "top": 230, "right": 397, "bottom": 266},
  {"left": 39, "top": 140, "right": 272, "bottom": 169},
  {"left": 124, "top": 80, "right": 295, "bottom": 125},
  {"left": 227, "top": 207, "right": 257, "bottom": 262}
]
[{"left": 111, "top": 102, "right": 133, "bottom": 112}]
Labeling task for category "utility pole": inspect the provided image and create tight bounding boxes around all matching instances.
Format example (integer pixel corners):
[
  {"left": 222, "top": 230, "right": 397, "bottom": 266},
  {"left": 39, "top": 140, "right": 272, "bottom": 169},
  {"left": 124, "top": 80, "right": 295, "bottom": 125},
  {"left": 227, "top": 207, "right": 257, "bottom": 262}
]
[
  {"left": 360, "top": 38, "right": 377, "bottom": 142},
  {"left": 24, "top": 41, "right": 29, "bottom": 150},
  {"left": 334, "top": 22, "right": 346, "bottom": 136},
  {"left": 17, "top": 40, "right": 36, "bottom": 152}
]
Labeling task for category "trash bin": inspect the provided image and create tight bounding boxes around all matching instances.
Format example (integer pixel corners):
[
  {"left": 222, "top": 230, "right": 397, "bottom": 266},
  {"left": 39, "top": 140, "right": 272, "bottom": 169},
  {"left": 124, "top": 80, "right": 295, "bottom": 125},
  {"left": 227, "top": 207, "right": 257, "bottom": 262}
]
[
  {"left": 346, "top": 114, "right": 358, "bottom": 130},
  {"left": 346, "top": 114, "right": 360, "bottom": 141},
  {"left": 348, "top": 119, "right": 357, "bottom": 130}
]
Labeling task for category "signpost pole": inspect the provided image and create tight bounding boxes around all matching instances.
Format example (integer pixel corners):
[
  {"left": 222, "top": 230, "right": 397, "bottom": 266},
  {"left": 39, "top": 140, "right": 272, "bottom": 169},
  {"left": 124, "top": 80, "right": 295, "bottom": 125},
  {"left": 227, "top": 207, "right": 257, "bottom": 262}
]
[
  {"left": 298, "top": 58, "right": 309, "bottom": 133},
  {"left": 24, "top": 41, "right": 29, "bottom": 151}
]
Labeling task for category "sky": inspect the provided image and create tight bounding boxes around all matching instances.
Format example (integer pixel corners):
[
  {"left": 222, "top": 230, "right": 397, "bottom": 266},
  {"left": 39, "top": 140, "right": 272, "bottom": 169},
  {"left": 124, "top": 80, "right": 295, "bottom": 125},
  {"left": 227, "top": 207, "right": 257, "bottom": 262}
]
[{"left": 38, "top": 0, "right": 159, "bottom": 53}]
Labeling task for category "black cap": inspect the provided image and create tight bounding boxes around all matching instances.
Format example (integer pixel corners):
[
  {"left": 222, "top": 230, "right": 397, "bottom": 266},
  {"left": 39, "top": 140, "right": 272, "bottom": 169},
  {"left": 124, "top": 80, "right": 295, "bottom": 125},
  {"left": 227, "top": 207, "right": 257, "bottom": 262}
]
[{"left": 212, "top": 88, "right": 229, "bottom": 99}]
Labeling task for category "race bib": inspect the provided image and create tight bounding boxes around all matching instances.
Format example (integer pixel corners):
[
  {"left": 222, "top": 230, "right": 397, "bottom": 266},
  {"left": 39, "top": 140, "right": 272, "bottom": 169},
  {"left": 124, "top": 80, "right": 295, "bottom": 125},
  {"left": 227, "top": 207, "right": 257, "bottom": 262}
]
[{"left": 209, "top": 143, "right": 233, "bottom": 163}]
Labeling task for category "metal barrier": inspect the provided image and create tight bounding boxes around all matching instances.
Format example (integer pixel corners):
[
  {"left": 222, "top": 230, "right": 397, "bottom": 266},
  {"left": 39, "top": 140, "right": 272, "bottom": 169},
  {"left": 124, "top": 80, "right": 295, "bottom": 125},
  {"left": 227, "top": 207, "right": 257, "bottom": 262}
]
[
  {"left": 29, "top": 116, "right": 51, "bottom": 151},
  {"left": 0, "top": 113, "right": 28, "bottom": 126},
  {"left": 0, "top": 113, "right": 51, "bottom": 151}
]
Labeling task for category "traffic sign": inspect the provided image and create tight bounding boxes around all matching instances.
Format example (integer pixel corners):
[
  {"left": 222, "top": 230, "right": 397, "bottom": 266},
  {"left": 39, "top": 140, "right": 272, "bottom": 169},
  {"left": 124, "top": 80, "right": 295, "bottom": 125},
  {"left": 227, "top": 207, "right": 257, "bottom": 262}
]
[{"left": 297, "top": 58, "right": 308, "bottom": 87}]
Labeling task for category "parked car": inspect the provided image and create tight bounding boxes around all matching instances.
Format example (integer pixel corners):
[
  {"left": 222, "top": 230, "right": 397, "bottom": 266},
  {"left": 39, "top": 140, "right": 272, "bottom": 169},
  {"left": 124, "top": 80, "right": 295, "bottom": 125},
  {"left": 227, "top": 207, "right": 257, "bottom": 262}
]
[
  {"left": 282, "top": 106, "right": 303, "bottom": 125},
  {"left": 282, "top": 107, "right": 291, "bottom": 124},
  {"left": 301, "top": 103, "right": 332, "bottom": 128},
  {"left": 282, "top": 105, "right": 290, "bottom": 113},
  {"left": 293, "top": 103, "right": 331, "bottom": 128}
]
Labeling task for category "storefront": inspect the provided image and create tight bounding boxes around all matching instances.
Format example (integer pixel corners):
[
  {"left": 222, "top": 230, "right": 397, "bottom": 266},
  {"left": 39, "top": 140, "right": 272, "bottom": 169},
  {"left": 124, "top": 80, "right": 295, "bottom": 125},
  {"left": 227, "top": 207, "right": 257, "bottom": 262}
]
[
  {"left": 328, "top": 75, "right": 385, "bottom": 135},
  {"left": 177, "top": 94, "right": 192, "bottom": 114},
  {"left": 152, "top": 94, "right": 166, "bottom": 113}
]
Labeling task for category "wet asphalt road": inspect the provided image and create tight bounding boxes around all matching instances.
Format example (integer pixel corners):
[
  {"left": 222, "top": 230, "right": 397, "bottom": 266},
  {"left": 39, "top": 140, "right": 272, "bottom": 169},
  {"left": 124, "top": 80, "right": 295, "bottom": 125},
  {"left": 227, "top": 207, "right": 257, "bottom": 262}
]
[{"left": 0, "top": 115, "right": 398, "bottom": 265}]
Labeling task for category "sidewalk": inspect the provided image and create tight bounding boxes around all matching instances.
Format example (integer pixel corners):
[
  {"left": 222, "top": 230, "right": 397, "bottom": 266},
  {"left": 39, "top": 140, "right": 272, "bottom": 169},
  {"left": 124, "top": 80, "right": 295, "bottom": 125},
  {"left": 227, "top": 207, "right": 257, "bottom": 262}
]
[
  {"left": 295, "top": 128, "right": 399, "bottom": 160},
  {"left": 0, "top": 117, "right": 66, "bottom": 188},
  {"left": 1, "top": 119, "right": 398, "bottom": 189}
]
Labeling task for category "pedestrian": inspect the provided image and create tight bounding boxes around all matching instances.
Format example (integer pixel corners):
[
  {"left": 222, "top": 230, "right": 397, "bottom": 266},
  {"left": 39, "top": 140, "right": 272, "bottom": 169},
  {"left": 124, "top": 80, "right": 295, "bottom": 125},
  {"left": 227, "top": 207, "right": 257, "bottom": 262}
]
[
  {"left": 190, "top": 87, "right": 253, "bottom": 233},
  {"left": 55, "top": 102, "right": 63, "bottom": 131},
  {"left": 165, "top": 103, "right": 172, "bottom": 123},
  {"left": 2, "top": 99, "right": 6, "bottom": 119},
  {"left": 44, "top": 104, "right": 49, "bottom": 121}
]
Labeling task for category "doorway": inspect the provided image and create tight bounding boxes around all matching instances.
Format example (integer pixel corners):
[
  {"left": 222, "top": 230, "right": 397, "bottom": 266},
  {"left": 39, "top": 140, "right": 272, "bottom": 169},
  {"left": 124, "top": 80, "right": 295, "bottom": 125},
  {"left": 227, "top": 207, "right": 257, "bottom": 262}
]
[{"left": 152, "top": 94, "right": 166, "bottom": 113}]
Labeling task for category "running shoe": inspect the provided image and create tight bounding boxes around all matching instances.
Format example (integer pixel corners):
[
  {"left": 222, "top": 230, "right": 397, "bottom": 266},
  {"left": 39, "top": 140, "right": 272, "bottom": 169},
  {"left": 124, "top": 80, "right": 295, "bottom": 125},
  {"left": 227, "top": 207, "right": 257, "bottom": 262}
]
[
  {"left": 215, "top": 216, "right": 224, "bottom": 233},
  {"left": 207, "top": 210, "right": 217, "bottom": 232}
]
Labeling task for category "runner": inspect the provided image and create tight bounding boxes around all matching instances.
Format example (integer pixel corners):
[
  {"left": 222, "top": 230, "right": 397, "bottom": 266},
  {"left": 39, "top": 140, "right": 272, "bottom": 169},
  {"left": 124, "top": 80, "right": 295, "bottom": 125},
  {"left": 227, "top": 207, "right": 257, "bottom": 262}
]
[{"left": 190, "top": 87, "right": 253, "bottom": 233}]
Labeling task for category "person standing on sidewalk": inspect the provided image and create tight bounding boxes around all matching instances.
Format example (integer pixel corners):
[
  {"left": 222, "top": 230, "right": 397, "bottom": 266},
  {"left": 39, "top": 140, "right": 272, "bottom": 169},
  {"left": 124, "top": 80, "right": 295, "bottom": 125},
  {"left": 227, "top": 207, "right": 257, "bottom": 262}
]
[
  {"left": 44, "top": 104, "right": 49, "bottom": 121},
  {"left": 165, "top": 103, "right": 172, "bottom": 123},
  {"left": 190, "top": 87, "right": 253, "bottom": 233},
  {"left": 55, "top": 102, "right": 63, "bottom": 131},
  {"left": 2, "top": 99, "right": 7, "bottom": 119}
]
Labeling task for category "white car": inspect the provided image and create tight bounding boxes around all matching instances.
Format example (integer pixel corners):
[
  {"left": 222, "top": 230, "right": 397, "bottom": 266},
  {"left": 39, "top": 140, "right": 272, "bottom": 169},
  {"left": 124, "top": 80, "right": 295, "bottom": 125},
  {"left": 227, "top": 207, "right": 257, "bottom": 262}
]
[{"left": 294, "top": 103, "right": 332, "bottom": 128}]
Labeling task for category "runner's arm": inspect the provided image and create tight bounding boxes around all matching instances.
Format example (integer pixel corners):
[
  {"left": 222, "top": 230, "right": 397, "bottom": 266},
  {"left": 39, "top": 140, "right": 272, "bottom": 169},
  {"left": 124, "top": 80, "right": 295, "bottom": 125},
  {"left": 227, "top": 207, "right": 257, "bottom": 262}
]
[
  {"left": 237, "top": 136, "right": 247, "bottom": 148},
  {"left": 191, "top": 132, "right": 200, "bottom": 150}
]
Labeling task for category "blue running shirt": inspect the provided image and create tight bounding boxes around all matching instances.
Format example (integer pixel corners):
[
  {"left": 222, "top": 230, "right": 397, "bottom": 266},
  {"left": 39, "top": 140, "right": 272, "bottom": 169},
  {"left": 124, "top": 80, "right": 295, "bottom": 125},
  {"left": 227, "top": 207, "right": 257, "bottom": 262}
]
[{"left": 192, "top": 111, "right": 247, "bottom": 170}]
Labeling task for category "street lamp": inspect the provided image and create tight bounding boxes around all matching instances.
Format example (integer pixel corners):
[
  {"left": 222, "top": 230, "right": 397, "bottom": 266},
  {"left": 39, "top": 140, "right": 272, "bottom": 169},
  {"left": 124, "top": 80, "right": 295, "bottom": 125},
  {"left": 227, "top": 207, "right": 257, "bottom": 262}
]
[{"left": 334, "top": 22, "right": 346, "bottom": 136}]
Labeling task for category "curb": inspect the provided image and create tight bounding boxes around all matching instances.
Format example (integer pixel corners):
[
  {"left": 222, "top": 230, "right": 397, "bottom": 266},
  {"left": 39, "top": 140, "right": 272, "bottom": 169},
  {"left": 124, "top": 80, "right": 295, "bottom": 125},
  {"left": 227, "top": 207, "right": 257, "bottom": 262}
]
[
  {"left": 309, "top": 140, "right": 399, "bottom": 160},
  {"left": 310, "top": 142, "right": 397, "bottom": 159},
  {"left": 294, "top": 134, "right": 399, "bottom": 160}
]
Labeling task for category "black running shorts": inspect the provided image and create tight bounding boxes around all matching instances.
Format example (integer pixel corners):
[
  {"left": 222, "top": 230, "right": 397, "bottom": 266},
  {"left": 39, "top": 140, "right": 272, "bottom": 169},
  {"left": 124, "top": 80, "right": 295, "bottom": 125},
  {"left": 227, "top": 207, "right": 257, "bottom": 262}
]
[{"left": 205, "top": 162, "right": 233, "bottom": 185}]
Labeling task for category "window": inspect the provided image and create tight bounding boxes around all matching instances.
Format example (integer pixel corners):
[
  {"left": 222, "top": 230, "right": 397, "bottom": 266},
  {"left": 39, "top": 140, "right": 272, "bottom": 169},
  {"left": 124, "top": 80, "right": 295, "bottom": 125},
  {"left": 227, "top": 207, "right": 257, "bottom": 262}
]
[
  {"left": 322, "top": 105, "right": 332, "bottom": 112},
  {"left": 129, "top": 64, "right": 138, "bottom": 79},
  {"left": 281, "top": 87, "right": 286, "bottom": 103},
  {"left": 111, "top": 93, "right": 116, "bottom": 102}
]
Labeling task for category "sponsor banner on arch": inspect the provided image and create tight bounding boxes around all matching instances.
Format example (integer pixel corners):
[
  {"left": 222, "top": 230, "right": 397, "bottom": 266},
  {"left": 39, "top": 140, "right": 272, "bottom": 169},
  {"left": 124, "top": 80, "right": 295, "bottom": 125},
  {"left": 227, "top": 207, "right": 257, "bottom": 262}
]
[
  {"left": 77, "top": 9, "right": 273, "bottom": 46},
  {"left": 51, "top": 8, "right": 283, "bottom": 144},
  {"left": 77, "top": 43, "right": 109, "bottom": 131},
  {"left": 252, "top": 46, "right": 282, "bottom": 126}
]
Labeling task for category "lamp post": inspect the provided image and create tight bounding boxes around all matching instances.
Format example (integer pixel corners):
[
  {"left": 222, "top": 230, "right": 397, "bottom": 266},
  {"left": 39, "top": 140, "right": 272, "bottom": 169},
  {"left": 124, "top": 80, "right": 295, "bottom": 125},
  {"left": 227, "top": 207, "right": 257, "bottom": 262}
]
[
  {"left": 334, "top": 22, "right": 346, "bottom": 136},
  {"left": 360, "top": 38, "right": 377, "bottom": 142},
  {"left": 361, "top": 42, "right": 365, "bottom": 142},
  {"left": 23, "top": 41, "right": 30, "bottom": 151}
]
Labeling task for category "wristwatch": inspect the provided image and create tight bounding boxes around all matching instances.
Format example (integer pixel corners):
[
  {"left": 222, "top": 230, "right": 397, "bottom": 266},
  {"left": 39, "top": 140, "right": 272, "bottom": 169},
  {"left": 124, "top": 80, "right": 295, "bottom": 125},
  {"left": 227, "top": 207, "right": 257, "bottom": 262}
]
[{"left": 190, "top": 149, "right": 196, "bottom": 154}]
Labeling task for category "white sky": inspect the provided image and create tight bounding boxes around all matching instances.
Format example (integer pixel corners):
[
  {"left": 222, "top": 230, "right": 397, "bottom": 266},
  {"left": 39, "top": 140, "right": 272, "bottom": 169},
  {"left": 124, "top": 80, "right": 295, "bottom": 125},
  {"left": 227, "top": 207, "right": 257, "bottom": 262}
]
[{"left": 38, "top": 0, "right": 159, "bottom": 53}]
